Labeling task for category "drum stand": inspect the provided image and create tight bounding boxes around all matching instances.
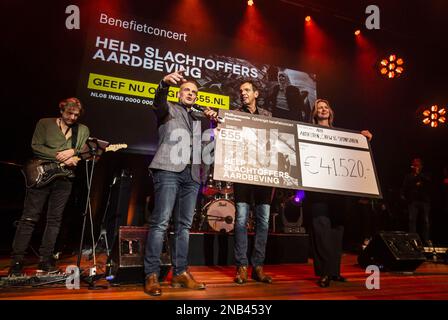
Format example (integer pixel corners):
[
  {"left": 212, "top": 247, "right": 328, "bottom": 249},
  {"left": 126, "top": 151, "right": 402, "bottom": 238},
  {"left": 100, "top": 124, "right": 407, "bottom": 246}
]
[{"left": 198, "top": 212, "right": 208, "bottom": 231}]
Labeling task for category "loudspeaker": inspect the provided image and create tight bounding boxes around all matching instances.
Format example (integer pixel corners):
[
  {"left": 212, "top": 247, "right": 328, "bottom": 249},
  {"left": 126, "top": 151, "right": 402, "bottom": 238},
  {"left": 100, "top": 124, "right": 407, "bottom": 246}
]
[
  {"left": 358, "top": 231, "right": 427, "bottom": 272},
  {"left": 107, "top": 226, "right": 171, "bottom": 284}
]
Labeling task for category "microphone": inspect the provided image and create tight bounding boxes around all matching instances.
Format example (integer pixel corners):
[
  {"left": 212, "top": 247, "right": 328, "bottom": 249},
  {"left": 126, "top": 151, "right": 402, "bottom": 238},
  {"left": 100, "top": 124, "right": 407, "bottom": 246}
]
[
  {"left": 191, "top": 104, "right": 225, "bottom": 123},
  {"left": 224, "top": 215, "right": 234, "bottom": 224}
]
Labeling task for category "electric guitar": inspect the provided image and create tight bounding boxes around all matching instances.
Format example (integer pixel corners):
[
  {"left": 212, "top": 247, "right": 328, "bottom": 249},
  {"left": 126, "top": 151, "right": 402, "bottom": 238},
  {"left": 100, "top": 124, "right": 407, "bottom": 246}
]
[{"left": 23, "top": 144, "right": 127, "bottom": 188}]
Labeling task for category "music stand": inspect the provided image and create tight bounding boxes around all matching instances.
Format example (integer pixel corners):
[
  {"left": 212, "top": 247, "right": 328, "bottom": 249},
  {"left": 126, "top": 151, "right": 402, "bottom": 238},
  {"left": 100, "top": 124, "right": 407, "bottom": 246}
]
[{"left": 76, "top": 137, "right": 109, "bottom": 289}]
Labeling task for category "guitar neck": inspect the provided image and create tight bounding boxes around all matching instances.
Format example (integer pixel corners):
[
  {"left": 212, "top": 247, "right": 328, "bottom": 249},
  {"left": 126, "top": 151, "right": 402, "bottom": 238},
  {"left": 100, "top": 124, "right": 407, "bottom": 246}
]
[{"left": 105, "top": 144, "right": 128, "bottom": 152}]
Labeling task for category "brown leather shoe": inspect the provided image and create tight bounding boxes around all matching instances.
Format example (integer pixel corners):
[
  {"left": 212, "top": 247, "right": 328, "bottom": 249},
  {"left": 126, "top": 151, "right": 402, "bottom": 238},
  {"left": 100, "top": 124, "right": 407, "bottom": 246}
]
[
  {"left": 234, "top": 266, "right": 248, "bottom": 284},
  {"left": 251, "top": 266, "right": 272, "bottom": 284},
  {"left": 144, "top": 272, "right": 162, "bottom": 296},
  {"left": 171, "top": 271, "right": 206, "bottom": 290}
]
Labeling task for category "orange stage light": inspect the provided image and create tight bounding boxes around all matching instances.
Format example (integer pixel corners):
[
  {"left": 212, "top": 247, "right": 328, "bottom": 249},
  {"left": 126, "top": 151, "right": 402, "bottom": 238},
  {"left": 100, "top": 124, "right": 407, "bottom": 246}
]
[
  {"left": 379, "top": 54, "right": 404, "bottom": 79},
  {"left": 421, "top": 105, "right": 446, "bottom": 128}
]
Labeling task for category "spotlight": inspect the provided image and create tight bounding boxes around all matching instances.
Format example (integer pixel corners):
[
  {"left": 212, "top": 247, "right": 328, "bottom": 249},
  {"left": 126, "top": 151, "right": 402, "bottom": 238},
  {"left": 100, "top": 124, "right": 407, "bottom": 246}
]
[
  {"left": 354, "top": 29, "right": 361, "bottom": 36},
  {"left": 280, "top": 190, "right": 306, "bottom": 234},
  {"left": 293, "top": 190, "right": 305, "bottom": 204},
  {"left": 305, "top": 16, "right": 311, "bottom": 22},
  {"left": 379, "top": 54, "right": 404, "bottom": 79},
  {"left": 247, "top": 0, "right": 254, "bottom": 6},
  {"left": 421, "top": 105, "right": 446, "bottom": 128}
]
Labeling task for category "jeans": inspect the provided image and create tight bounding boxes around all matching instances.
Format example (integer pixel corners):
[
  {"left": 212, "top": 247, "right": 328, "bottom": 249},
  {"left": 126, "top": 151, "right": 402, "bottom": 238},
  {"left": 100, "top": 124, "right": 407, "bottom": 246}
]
[
  {"left": 144, "top": 167, "right": 199, "bottom": 276},
  {"left": 234, "top": 202, "right": 270, "bottom": 267},
  {"left": 12, "top": 178, "right": 72, "bottom": 261}
]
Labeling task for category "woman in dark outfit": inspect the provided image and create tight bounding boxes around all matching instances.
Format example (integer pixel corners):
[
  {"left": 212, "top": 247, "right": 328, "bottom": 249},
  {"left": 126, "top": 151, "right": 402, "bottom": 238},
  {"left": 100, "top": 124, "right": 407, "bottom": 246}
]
[{"left": 308, "top": 99, "right": 373, "bottom": 287}]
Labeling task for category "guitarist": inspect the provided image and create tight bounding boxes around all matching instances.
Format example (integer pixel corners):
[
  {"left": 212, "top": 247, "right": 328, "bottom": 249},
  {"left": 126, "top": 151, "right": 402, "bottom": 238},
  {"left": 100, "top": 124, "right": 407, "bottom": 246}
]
[{"left": 9, "top": 97, "right": 89, "bottom": 276}]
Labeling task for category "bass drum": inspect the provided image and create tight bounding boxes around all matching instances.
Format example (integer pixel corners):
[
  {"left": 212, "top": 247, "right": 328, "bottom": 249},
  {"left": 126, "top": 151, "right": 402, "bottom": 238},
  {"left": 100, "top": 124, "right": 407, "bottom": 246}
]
[{"left": 204, "top": 199, "right": 235, "bottom": 233}]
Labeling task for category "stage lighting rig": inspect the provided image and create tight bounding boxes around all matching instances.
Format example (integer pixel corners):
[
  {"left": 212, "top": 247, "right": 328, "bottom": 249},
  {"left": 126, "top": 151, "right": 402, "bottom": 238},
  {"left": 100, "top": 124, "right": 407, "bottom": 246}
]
[
  {"left": 421, "top": 105, "right": 446, "bottom": 128},
  {"left": 379, "top": 54, "right": 404, "bottom": 79}
]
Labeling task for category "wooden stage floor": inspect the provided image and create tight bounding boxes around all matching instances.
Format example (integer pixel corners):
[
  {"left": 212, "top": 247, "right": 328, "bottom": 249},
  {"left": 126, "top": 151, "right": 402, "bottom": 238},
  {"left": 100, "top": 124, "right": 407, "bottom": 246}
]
[{"left": 0, "top": 253, "right": 447, "bottom": 300}]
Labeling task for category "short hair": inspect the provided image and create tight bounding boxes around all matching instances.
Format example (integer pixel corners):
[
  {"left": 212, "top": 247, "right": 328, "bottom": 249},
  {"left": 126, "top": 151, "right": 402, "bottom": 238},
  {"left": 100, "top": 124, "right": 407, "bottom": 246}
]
[
  {"left": 59, "top": 97, "right": 84, "bottom": 115},
  {"left": 240, "top": 80, "right": 258, "bottom": 92},
  {"left": 311, "top": 98, "right": 334, "bottom": 126},
  {"left": 180, "top": 80, "right": 199, "bottom": 90}
]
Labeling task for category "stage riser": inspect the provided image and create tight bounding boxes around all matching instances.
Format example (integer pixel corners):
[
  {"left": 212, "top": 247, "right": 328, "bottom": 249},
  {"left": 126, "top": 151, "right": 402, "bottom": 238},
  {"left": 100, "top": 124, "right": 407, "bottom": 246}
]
[
  {"left": 188, "top": 233, "right": 309, "bottom": 265},
  {"left": 109, "top": 227, "right": 309, "bottom": 283}
]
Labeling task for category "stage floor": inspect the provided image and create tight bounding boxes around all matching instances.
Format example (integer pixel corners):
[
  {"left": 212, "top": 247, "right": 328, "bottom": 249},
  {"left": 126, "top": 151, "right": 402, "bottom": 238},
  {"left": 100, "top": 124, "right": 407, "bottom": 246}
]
[{"left": 1, "top": 253, "right": 448, "bottom": 300}]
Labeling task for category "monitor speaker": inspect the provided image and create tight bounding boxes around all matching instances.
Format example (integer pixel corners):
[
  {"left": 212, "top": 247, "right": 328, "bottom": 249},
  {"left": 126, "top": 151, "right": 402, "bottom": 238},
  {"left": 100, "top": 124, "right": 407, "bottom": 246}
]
[
  {"left": 107, "top": 226, "right": 171, "bottom": 284},
  {"left": 358, "top": 231, "right": 426, "bottom": 272}
]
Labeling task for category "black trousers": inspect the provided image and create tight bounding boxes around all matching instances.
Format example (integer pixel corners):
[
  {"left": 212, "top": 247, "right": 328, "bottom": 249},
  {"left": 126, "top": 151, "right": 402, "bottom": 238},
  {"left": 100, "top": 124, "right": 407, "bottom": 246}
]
[
  {"left": 11, "top": 178, "right": 72, "bottom": 261},
  {"left": 358, "top": 201, "right": 376, "bottom": 241},
  {"left": 408, "top": 200, "right": 431, "bottom": 242},
  {"left": 310, "top": 202, "right": 344, "bottom": 277}
]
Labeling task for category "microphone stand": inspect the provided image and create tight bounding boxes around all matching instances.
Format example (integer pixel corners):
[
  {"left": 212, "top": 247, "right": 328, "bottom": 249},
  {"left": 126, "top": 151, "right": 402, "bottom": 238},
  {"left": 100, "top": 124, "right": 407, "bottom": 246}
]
[
  {"left": 92, "top": 176, "right": 117, "bottom": 260},
  {"left": 76, "top": 138, "right": 108, "bottom": 290}
]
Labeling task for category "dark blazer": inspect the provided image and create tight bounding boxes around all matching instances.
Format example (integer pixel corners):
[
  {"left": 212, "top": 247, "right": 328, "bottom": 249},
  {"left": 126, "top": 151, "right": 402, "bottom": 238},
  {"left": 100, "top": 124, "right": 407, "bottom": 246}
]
[{"left": 235, "top": 105, "right": 272, "bottom": 117}]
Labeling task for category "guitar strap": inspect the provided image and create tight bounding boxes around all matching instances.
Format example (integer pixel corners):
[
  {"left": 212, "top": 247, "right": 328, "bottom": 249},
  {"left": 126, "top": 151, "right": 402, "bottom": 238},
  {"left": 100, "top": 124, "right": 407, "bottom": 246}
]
[
  {"left": 71, "top": 123, "right": 79, "bottom": 151},
  {"left": 65, "top": 123, "right": 79, "bottom": 180}
]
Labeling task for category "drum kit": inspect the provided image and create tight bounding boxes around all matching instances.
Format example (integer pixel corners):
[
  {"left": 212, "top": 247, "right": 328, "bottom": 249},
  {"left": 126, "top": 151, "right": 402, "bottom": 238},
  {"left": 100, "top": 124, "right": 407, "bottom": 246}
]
[{"left": 196, "top": 173, "right": 236, "bottom": 233}]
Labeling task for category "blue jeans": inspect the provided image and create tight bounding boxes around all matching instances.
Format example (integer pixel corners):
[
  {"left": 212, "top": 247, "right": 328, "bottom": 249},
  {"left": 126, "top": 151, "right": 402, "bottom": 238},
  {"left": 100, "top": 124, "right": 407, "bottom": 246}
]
[
  {"left": 234, "top": 202, "right": 270, "bottom": 267},
  {"left": 144, "top": 167, "right": 199, "bottom": 276}
]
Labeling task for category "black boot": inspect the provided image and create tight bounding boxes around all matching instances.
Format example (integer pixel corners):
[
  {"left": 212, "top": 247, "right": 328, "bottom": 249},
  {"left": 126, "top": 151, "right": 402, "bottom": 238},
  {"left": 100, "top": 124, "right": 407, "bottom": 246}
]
[
  {"left": 317, "top": 275, "right": 331, "bottom": 288},
  {"left": 37, "top": 256, "right": 59, "bottom": 273},
  {"left": 8, "top": 260, "right": 24, "bottom": 276}
]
